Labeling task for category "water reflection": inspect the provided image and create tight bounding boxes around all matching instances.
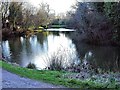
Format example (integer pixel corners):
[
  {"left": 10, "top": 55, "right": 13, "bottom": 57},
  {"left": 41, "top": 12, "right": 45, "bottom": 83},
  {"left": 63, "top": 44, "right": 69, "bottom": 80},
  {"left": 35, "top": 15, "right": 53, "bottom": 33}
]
[
  {"left": 2, "top": 40, "right": 11, "bottom": 60},
  {"left": 2, "top": 31, "right": 78, "bottom": 69},
  {"left": 2, "top": 30, "right": 120, "bottom": 72},
  {"left": 75, "top": 43, "right": 120, "bottom": 72}
]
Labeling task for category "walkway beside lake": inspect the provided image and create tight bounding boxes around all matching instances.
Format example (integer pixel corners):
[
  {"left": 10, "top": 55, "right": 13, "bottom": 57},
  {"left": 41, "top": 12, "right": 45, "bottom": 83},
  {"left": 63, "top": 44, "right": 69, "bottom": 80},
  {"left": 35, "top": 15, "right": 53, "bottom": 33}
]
[{"left": 1, "top": 68, "right": 63, "bottom": 88}]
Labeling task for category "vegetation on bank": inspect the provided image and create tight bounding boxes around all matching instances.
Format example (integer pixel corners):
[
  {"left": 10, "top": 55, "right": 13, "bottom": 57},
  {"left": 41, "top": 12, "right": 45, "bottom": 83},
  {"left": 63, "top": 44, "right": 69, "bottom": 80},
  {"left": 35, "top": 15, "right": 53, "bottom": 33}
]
[
  {"left": 1, "top": 60, "right": 120, "bottom": 89},
  {"left": 1, "top": 1, "right": 120, "bottom": 89},
  {"left": 67, "top": 2, "right": 120, "bottom": 46},
  {"left": 2, "top": 27, "right": 45, "bottom": 40},
  {"left": 2, "top": 2, "right": 120, "bottom": 46},
  {"left": 1, "top": 2, "right": 54, "bottom": 40},
  {"left": 49, "top": 25, "right": 66, "bottom": 28}
]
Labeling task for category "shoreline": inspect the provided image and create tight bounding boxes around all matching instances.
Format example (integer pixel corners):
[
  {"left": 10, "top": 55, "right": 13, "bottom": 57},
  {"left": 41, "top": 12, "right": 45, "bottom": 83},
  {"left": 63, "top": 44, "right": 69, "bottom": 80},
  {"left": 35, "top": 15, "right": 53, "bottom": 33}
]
[{"left": 1, "top": 60, "right": 120, "bottom": 89}]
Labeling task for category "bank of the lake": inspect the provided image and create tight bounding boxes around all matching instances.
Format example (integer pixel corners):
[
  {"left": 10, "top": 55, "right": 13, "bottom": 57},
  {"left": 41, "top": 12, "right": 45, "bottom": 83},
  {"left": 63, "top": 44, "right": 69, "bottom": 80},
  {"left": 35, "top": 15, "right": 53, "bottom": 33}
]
[
  {"left": 1, "top": 60, "right": 120, "bottom": 89},
  {"left": 2, "top": 27, "right": 44, "bottom": 40}
]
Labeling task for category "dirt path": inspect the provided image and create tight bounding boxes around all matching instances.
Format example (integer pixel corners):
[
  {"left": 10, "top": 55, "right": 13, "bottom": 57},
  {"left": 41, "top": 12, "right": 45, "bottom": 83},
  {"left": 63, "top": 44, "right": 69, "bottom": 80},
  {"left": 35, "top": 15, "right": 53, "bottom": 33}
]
[{"left": 1, "top": 68, "right": 63, "bottom": 88}]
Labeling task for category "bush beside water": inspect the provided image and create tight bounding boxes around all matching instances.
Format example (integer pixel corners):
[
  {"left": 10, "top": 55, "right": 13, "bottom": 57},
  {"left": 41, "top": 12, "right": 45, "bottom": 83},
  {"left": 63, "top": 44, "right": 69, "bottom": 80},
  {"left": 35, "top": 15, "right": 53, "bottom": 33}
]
[{"left": 26, "top": 63, "right": 36, "bottom": 69}]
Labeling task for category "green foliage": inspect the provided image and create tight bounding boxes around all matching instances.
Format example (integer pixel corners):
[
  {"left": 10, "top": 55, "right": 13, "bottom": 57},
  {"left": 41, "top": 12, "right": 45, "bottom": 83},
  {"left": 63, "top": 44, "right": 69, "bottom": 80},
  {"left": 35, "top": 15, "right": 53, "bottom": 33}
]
[
  {"left": 50, "top": 25, "right": 66, "bottom": 28},
  {"left": 38, "top": 26, "right": 44, "bottom": 29},
  {"left": 104, "top": 2, "right": 120, "bottom": 42},
  {"left": 69, "top": 2, "right": 120, "bottom": 45},
  {"left": 94, "top": 2, "right": 120, "bottom": 44}
]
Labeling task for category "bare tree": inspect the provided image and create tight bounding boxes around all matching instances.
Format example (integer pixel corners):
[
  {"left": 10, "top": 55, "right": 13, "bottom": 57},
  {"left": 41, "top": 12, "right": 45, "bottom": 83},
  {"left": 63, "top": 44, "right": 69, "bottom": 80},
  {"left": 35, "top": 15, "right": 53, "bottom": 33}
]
[
  {"left": 1, "top": 2, "right": 9, "bottom": 28},
  {"left": 8, "top": 2, "right": 23, "bottom": 30},
  {"left": 33, "top": 3, "right": 51, "bottom": 27},
  {"left": 22, "top": 3, "right": 36, "bottom": 29}
]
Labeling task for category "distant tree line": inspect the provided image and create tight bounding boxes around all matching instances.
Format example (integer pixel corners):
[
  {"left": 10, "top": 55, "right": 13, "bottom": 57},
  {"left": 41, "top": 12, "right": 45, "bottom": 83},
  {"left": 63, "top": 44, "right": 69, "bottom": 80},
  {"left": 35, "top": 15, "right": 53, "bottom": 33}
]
[
  {"left": 1, "top": 2, "right": 55, "bottom": 31},
  {"left": 66, "top": 2, "right": 120, "bottom": 46}
]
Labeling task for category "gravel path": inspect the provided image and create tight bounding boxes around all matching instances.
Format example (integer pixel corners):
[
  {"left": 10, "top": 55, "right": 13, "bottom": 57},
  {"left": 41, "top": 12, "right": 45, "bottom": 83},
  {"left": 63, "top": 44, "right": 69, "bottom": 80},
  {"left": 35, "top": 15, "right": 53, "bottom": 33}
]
[{"left": 1, "top": 68, "right": 63, "bottom": 88}]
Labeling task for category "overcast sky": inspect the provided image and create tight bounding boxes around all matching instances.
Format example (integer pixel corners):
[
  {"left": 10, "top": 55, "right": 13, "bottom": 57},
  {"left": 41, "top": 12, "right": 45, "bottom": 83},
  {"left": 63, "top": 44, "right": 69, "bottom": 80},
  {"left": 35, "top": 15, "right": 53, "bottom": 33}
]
[{"left": 29, "top": 0, "right": 77, "bottom": 14}]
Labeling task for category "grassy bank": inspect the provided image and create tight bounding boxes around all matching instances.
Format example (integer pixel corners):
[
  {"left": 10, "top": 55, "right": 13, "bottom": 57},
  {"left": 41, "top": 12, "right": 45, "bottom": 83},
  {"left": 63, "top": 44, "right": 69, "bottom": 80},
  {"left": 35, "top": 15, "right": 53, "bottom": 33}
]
[
  {"left": 0, "top": 60, "right": 120, "bottom": 89},
  {"left": 2, "top": 27, "right": 45, "bottom": 40},
  {"left": 49, "top": 25, "right": 66, "bottom": 28}
]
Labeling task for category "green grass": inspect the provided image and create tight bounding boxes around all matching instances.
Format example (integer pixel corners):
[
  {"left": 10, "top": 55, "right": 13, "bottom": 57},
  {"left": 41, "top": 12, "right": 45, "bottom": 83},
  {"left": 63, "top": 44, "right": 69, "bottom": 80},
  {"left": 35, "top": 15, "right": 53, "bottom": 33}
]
[
  {"left": 38, "top": 26, "right": 44, "bottom": 29},
  {"left": 1, "top": 60, "right": 120, "bottom": 89},
  {"left": 50, "top": 25, "right": 66, "bottom": 28}
]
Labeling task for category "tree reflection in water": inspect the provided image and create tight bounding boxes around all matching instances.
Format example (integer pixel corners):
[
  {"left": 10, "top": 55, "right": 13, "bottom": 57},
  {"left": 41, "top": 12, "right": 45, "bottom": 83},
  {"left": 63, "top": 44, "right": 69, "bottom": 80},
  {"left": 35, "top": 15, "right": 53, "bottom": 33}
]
[{"left": 2, "top": 31, "right": 120, "bottom": 72}]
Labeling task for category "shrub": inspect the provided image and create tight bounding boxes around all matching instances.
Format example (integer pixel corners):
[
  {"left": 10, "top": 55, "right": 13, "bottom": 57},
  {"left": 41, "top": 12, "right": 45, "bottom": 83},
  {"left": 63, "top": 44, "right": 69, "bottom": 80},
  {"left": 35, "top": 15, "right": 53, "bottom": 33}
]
[
  {"left": 26, "top": 63, "right": 36, "bottom": 69},
  {"left": 46, "top": 52, "right": 64, "bottom": 71}
]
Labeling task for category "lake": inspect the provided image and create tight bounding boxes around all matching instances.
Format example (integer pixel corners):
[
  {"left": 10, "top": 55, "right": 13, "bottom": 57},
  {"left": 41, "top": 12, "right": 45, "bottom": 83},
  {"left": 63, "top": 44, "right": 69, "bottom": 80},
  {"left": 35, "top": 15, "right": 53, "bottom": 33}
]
[{"left": 2, "top": 28, "right": 120, "bottom": 72}]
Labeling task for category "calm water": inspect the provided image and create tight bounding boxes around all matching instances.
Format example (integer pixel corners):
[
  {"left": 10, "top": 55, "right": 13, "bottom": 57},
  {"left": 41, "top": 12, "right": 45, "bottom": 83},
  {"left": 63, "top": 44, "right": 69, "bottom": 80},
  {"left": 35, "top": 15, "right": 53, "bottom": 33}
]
[{"left": 2, "top": 29, "right": 120, "bottom": 72}]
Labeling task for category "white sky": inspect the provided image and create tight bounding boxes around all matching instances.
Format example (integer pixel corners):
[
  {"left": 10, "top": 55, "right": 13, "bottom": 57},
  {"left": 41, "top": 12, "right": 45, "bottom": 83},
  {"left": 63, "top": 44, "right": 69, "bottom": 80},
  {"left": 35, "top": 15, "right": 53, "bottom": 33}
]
[{"left": 29, "top": 0, "right": 77, "bottom": 14}]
